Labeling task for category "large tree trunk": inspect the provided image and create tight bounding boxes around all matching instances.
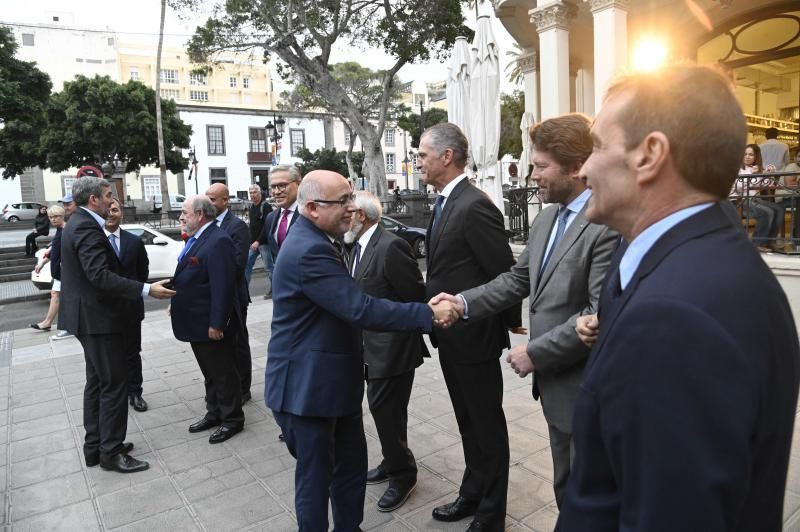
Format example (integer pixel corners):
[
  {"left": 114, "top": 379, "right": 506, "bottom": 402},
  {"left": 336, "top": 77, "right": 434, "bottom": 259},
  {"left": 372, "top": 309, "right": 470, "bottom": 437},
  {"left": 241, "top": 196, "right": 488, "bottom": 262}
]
[
  {"left": 362, "top": 133, "right": 387, "bottom": 198},
  {"left": 344, "top": 125, "right": 358, "bottom": 184},
  {"left": 155, "top": 0, "right": 170, "bottom": 213}
]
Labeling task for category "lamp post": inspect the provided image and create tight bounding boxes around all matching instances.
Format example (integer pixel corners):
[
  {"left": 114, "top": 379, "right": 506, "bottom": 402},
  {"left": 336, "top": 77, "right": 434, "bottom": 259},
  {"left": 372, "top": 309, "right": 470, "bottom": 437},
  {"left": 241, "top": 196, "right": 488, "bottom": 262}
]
[
  {"left": 266, "top": 114, "right": 286, "bottom": 163},
  {"left": 187, "top": 147, "right": 199, "bottom": 195}
]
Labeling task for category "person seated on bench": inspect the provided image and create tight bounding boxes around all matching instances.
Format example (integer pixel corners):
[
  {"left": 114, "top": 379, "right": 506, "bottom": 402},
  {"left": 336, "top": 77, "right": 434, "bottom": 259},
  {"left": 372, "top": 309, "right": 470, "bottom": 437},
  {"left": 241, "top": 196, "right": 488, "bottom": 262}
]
[{"left": 734, "top": 143, "right": 783, "bottom": 253}]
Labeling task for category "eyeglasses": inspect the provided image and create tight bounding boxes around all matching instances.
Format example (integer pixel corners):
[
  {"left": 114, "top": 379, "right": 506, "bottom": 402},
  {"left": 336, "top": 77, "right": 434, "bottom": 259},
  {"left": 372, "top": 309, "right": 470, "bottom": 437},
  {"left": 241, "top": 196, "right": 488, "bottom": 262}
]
[
  {"left": 270, "top": 182, "right": 293, "bottom": 192},
  {"left": 312, "top": 194, "right": 356, "bottom": 207}
]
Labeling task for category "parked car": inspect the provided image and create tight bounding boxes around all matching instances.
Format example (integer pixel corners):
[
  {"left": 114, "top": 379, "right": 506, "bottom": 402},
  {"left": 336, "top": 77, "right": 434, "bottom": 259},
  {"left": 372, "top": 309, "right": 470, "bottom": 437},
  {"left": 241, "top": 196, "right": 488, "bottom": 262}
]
[
  {"left": 379, "top": 216, "right": 427, "bottom": 258},
  {"left": 3, "top": 202, "right": 46, "bottom": 223},
  {"left": 31, "top": 224, "right": 182, "bottom": 290},
  {"left": 153, "top": 194, "right": 186, "bottom": 211}
]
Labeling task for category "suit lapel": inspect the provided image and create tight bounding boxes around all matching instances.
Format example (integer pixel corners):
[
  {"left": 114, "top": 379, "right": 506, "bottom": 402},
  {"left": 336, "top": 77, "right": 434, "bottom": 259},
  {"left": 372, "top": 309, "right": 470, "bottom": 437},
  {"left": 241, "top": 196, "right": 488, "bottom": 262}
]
[
  {"left": 527, "top": 206, "right": 558, "bottom": 297},
  {"left": 175, "top": 223, "right": 215, "bottom": 276},
  {"left": 355, "top": 226, "right": 382, "bottom": 280},
  {"left": 428, "top": 178, "right": 469, "bottom": 264},
  {"left": 535, "top": 205, "right": 591, "bottom": 299}
]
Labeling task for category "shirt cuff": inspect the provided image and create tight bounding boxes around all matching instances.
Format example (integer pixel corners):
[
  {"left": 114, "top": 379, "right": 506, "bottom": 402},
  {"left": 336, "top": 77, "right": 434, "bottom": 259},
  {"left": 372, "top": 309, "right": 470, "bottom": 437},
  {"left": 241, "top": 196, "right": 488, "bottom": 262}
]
[
  {"left": 457, "top": 294, "right": 469, "bottom": 320},
  {"left": 141, "top": 283, "right": 151, "bottom": 297}
]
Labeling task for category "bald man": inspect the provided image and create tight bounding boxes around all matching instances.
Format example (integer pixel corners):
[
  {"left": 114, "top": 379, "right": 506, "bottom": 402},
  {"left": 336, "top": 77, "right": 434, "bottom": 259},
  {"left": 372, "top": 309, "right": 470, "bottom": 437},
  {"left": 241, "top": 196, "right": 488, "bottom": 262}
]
[
  {"left": 206, "top": 183, "right": 253, "bottom": 403},
  {"left": 265, "top": 170, "right": 455, "bottom": 531}
]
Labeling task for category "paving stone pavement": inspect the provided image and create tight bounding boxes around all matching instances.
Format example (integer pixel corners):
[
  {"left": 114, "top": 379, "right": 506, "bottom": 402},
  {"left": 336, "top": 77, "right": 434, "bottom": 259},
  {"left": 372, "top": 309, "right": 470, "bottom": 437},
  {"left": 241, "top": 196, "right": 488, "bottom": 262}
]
[{"left": 2, "top": 298, "right": 799, "bottom": 531}]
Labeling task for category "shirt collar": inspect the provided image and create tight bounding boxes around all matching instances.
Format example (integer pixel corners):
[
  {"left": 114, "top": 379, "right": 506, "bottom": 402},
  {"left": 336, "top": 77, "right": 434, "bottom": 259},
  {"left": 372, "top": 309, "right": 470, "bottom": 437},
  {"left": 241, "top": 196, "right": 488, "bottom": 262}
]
[
  {"left": 282, "top": 201, "right": 298, "bottom": 215},
  {"left": 216, "top": 209, "right": 229, "bottom": 225},
  {"left": 191, "top": 220, "right": 214, "bottom": 240},
  {"left": 80, "top": 206, "right": 106, "bottom": 227},
  {"left": 103, "top": 227, "right": 121, "bottom": 239},
  {"left": 439, "top": 174, "right": 468, "bottom": 199},
  {"left": 563, "top": 188, "right": 591, "bottom": 215},
  {"left": 356, "top": 223, "right": 379, "bottom": 251},
  {"left": 619, "top": 203, "right": 713, "bottom": 289}
]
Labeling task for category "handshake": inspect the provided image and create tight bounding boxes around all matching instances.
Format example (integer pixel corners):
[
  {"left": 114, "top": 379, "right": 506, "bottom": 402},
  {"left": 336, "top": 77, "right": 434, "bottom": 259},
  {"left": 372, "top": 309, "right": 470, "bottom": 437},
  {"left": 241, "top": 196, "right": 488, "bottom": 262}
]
[{"left": 427, "top": 293, "right": 465, "bottom": 329}]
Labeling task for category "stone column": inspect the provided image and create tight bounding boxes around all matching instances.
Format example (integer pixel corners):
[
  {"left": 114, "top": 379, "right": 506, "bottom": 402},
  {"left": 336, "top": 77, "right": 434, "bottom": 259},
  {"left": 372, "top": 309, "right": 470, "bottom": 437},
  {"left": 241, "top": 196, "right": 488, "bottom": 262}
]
[
  {"left": 585, "top": 0, "right": 629, "bottom": 112},
  {"left": 576, "top": 68, "right": 595, "bottom": 115},
  {"left": 530, "top": 1, "right": 577, "bottom": 119},
  {"left": 518, "top": 51, "right": 540, "bottom": 123}
]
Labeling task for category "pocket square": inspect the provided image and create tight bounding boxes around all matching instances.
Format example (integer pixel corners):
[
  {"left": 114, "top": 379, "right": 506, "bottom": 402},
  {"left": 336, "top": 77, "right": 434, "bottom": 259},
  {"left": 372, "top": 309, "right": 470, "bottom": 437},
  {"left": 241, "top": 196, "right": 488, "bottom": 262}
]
[{"left": 188, "top": 256, "right": 200, "bottom": 266}]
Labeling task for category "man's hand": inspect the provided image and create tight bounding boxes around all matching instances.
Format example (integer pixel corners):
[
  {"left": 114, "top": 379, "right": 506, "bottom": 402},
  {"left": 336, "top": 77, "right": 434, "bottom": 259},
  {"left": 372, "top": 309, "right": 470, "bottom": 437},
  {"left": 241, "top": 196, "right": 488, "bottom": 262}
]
[
  {"left": 430, "top": 301, "right": 460, "bottom": 328},
  {"left": 575, "top": 313, "right": 599, "bottom": 347},
  {"left": 149, "top": 279, "right": 176, "bottom": 299},
  {"left": 208, "top": 327, "right": 224, "bottom": 341},
  {"left": 506, "top": 343, "right": 534, "bottom": 377},
  {"left": 249, "top": 241, "right": 260, "bottom": 251}
]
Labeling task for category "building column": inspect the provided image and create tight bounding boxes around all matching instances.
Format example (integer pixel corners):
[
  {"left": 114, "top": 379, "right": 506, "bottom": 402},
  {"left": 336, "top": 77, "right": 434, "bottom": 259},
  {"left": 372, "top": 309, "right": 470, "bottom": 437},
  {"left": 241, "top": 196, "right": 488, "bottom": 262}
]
[
  {"left": 585, "top": 0, "right": 629, "bottom": 112},
  {"left": 576, "top": 68, "right": 595, "bottom": 115},
  {"left": 518, "top": 51, "right": 540, "bottom": 123},
  {"left": 530, "top": 1, "right": 577, "bottom": 119}
]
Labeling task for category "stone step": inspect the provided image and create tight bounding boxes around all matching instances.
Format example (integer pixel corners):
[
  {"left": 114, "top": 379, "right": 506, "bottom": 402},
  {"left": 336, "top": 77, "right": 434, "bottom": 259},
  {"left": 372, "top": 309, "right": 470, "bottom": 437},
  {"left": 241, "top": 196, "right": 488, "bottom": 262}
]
[
  {"left": 0, "top": 272, "right": 29, "bottom": 283},
  {"left": 0, "top": 263, "right": 34, "bottom": 275},
  {"left": 0, "top": 257, "right": 36, "bottom": 268}
]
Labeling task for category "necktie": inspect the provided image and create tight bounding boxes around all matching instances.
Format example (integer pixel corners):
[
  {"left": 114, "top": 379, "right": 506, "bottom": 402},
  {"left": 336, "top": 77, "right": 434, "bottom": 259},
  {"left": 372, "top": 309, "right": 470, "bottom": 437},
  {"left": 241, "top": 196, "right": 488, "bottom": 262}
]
[
  {"left": 539, "top": 206, "right": 570, "bottom": 277},
  {"left": 277, "top": 209, "right": 290, "bottom": 247},
  {"left": 178, "top": 236, "right": 196, "bottom": 262},
  {"left": 332, "top": 240, "right": 346, "bottom": 265},
  {"left": 108, "top": 233, "right": 120, "bottom": 258},
  {"left": 350, "top": 242, "right": 361, "bottom": 277},
  {"left": 431, "top": 195, "right": 445, "bottom": 231}
]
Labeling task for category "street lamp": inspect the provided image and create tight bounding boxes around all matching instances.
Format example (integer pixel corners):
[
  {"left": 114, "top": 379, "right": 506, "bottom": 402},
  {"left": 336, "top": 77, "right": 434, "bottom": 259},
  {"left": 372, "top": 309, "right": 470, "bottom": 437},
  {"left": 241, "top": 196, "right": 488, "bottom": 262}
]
[
  {"left": 187, "top": 146, "right": 199, "bottom": 194},
  {"left": 265, "top": 114, "right": 286, "bottom": 142}
]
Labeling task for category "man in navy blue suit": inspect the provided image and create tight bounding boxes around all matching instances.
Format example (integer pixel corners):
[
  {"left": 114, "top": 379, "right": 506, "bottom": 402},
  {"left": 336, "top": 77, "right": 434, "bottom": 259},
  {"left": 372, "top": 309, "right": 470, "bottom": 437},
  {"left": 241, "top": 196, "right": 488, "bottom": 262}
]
[
  {"left": 104, "top": 199, "right": 149, "bottom": 412},
  {"left": 171, "top": 195, "right": 245, "bottom": 445},
  {"left": 266, "top": 170, "right": 455, "bottom": 532},
  {"left": 557, "top": 65, "right": 800, "bottom": 531}
]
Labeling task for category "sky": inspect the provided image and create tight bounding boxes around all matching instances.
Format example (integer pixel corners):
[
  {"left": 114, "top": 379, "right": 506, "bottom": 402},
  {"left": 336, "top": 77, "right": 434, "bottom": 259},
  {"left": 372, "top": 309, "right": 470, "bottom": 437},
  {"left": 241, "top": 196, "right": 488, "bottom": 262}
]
[{"left": 1, "top": 0, "right": 522, "bottom": 96}]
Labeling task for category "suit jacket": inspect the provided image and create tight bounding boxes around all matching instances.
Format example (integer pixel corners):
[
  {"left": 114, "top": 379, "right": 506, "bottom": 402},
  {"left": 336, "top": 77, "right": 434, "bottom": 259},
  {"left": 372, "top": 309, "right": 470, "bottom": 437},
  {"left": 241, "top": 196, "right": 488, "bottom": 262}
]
[
  {"left": 170, "top": 223, "right": 238, "bottom": 343},
  {"left": 58, "top": 208, "right": 144, "bottom": 336},
  {"left": 353, "top": 225, "right": 429, "bottom": 379},
  {"left": 265, "top": 215, "right": 433, "bottom": 418},
  {"left": 557, "top": 203, "right": 800, "bottom": 531},
  {"left": 219, "top": 210, "right": 251, "bottom": 305},
  {"left": 461, "top": 202, "right": 617, "bottom": 430},
  {"left": 425, "top": 179, "right": 521, "bottom": 363},
  {"left": 117, "top": 229, "right": 149, "bottom": 322},
  {"left": 259, "top": 207, "right": 300, "bottom": 263}
]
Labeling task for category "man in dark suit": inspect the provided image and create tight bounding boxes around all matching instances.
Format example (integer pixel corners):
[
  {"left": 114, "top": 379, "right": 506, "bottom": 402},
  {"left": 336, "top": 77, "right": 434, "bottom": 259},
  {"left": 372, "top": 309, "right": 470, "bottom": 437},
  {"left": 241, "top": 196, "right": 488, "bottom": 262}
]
[
  {"left": 59, "top": 177, "right": 174, "bottom": 473},
  {"left": 419, "top": 123, "right": 522, "bottom": 532},
  {"left": 104, "top": 199, "right": 150, "bottom": 412},
  {"left": 266, "top": 170, "right": 454, "bottom": 532},
  {"left": 171, "top": 195, "right": 245, "bottom": 445},
  {"left": 206, "top": 183, "right": 253, "bottom": 403},
  {"left": 555, "top": 65, "right": 800, "bottom": 531},
  {"left": 432, "top": 114, "right": 618, "bottom": 507},
  {"left": 344, "top": 191, "right": 428, "bottom": 512},
  {"left": 253, "top": 165, "right": 301, "bottom": 289},
  {"left": 244, "top": 184, "right": 273, "bottom": 295}
]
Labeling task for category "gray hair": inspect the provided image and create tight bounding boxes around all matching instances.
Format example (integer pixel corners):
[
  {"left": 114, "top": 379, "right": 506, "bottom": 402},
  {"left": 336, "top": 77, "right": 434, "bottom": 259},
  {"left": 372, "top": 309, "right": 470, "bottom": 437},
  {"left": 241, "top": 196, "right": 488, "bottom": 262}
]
[
  {"left": 422, "top": 123, "right": 470, "bottom": 167},
  {"left": 270, "top": 164, "right": 301, "bottom": 183},
  {"left": 190, "top": 195, "right": 216, "bottom": 219},
  {"left": 353, "top": 191, "right": 382, "bottom": 222},
  {"left": 47, "top": 204, "right": 65, "bottom": 217},
  {"left": 297, "top": 178, "right": 322, "bottom": 215},
  {"left": 71, "top": 176, "right": 111, "bottom": 207},
  {"left": 248, "top": 184, "right": 262, "bottom": 192}
]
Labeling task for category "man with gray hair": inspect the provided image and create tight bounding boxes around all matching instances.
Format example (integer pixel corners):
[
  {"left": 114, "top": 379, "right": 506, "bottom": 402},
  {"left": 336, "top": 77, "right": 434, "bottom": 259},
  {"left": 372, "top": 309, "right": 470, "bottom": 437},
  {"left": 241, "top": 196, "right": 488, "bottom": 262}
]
[
  {"left": 244, "top": 183, "right": 273, "bottom": 296},
  {"left": 344, "top": 191, "right": 428, "bottom": 512},
  {"left": 59, "top": 176, "right": 175, "bottom": 473}
]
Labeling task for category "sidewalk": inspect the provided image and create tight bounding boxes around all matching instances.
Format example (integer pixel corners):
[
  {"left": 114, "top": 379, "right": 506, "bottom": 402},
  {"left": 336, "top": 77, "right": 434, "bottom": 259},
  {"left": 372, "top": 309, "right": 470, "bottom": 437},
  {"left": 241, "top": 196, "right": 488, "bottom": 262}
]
[{"left": 0, "top": 298, "right": 798, "bottom": 531}]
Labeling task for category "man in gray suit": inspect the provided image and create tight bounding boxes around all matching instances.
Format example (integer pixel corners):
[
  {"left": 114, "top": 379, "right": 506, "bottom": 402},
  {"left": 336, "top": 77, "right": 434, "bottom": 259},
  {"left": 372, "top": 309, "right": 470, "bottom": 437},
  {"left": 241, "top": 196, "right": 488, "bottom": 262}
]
[{"left": 432, "top": 113, "right": 617, "bottom": 506}]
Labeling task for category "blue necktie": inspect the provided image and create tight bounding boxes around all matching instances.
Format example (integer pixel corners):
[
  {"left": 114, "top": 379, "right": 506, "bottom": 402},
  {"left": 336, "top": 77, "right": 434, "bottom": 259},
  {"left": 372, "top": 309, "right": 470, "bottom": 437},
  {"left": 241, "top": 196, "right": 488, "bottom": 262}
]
[
  {"left": 108, "top": 233, "right": 120, "bottom": 258},
  {"left": 178, "top": 236, "right": 196, "bottom": 262},
  {"left": 432, "top": 195, "right": 445, "bottom": 231},
  {"left": 539, "top": 206, "right": 570, "bottom": 277}
]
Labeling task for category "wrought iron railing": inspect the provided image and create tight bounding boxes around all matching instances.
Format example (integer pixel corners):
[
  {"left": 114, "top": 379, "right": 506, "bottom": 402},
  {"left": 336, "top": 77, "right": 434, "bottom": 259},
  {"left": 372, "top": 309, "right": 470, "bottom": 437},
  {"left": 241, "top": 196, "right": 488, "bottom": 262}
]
[{"left": 506, "top": 186, "right": 542, "bottom": 243}]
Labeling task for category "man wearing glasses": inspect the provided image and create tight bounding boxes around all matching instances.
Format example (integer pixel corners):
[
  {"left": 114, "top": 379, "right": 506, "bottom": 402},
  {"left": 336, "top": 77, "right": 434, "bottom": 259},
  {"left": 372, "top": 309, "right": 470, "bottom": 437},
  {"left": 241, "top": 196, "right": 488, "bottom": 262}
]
[
  {"left": 266, "top": 170, "right": 456, "bottom": 532},
  {"left": 252, "top": 165, "right": 301, "bottom": 296}
]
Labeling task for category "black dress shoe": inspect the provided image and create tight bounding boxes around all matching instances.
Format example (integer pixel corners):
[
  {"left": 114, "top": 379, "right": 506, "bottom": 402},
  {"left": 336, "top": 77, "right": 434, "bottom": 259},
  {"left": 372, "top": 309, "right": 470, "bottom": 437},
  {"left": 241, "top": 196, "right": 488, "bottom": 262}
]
[
  {"left": 242, "top": 391, "right": 252, "bottom": 404},
  {"left": 432, "top": 496, "right": 479, "bottom": 522},
  {"left": 209, "top": 425, "right": 242, "bottom": 444},
  {"left": 85, "top": 442, "right": 134, "bottom": 467},
  {"left": 278, "top": 433, "right": 285, "bottom": 442},
  {"left": 377, "top": 482, "right": 416, "bottom": 512},
  {"left": 188, "top": 417, "right": 221, "bottom": 433},
  {"left": 466, "top": 519, "right": 503, "bottom": 531},
  {"left": 99, "top": 453, "right": 149, "bottom": 473},
  {"left": 366, "top": 465, "right": 389, "bottom": 484},
  {"left": 129, "top": 393, "right": 148, "bottom": 412}
]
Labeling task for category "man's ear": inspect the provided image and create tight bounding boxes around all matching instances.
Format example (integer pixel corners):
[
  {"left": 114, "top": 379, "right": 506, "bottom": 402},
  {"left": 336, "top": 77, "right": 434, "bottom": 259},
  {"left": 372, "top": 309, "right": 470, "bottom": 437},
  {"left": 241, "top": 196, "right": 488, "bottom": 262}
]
[{"left": 634, "top": 132, "right": 670, "bottom": 185}]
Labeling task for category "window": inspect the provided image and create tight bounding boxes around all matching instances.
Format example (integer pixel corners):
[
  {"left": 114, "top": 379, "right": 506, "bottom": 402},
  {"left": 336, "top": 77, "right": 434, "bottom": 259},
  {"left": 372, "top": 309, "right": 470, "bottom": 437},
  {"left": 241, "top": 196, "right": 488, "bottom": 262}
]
[
  {"left": 384, "top": 128, "right": 395, "bottom": 147},
  {"left": 249, "top": 128, "right": 267, "bottom": 153},
  {"left": 209, "top": 168, "right": 227, "bottom": 185},
  {"left": 22, "top": 34, "right": 34, "bottom": 46},
  {"left": 160, "top": 89, "right": 179, "bottom": 100},
  {"left": 385, "top": 153, "right": 396, "bottom": 173},
  {"left": 207, "top": 125, "right": 225, "bottom": 155},
  {"left": 290, "top": 129, "right": 306, "bottom": 156},
  {"left": 229, "top": 76, "right": 237, "bottom": 88},
  {"left": 160, "top": 69, "right": 178, "bottom": 84},
  {"left": 142, "top": 176, "right": 162, "bottom": 202},
  {"left": 63, "top": 177, "right": 77, "bottom": 197},
  {"left": 189, "top": 72, "right": 207, "bottom": 86},
  {"left": 107, "top": 37, "right": 115, "bottom": 46},
  {"left": 129, "top": 68, "right": 139, "bottom": 81},
  {"left": 243, "top": 76, "right": 251, "bottom": 89},
  {"left": 190, "top": 90, "right": 209, "bottom": 102},
  {"left": 344, "top": 129, "right": 351, "bottom": 145}
]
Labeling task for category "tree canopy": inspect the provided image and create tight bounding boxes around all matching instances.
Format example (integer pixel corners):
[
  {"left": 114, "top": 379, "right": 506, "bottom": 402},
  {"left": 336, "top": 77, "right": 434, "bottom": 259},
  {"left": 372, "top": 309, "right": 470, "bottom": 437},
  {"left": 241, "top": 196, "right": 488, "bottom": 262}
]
[
  {"left": 295, "top": 147, "right": 365, "bottom": 178},
  {"left": 185, "top": 0, "right": 470, "bottom": 197},
  {"left": 42, "top": 75, "right": 192, "bottom": 174},
  {"left": 397, "top": 107, "right": 449, "bottom": 149},
  {"left": 499, "top": 91, "right": 524, "bottom": 159},
  {"left": 0, "top": 27, "right": 52, "bottom": 179}
]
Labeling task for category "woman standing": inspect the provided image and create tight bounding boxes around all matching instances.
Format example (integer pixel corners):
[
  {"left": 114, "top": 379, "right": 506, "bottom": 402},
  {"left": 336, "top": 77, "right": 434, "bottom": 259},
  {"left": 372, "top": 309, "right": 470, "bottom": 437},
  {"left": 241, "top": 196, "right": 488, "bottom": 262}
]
[
  {"left": 25, "top": 206, "right": 50, "bottom": 256},
  {"left": 29, "top": 205, "right": 66, "bottom": 331}
]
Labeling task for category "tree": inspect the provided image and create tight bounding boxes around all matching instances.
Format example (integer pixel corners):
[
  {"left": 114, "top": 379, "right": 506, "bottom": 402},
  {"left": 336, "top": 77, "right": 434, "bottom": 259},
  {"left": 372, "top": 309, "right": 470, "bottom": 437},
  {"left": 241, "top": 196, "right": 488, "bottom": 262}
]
[
  {"left": 279, "top": 62, "right": 408, "bottom": 184},
  {"left": 42, "top": 75, "right": 192, "bottom": 176},
  {"left": 296, "top": 147, "right": 365, "bottom": 179},
  {"left": 185, "top": 0, "right": 470, "bottom": 197},
  {"left": 505, "top": 43, "right": 524, "bottom": 86},
  {"left": 397, "top": 107, "right": 448, "bottom": 148},
  {"left": 0, "top": 27, "right": 52, "bottom": 179},
  {"left": 499, "top": 91, "right": 524, "bottom": 159}
]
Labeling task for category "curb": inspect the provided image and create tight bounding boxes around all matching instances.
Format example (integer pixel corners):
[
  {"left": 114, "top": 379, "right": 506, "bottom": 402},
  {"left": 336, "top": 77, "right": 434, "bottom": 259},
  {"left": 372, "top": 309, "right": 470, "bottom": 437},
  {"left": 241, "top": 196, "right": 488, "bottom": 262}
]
[{"left": 0, "top": 291, "right": 50, "bottom": 305}]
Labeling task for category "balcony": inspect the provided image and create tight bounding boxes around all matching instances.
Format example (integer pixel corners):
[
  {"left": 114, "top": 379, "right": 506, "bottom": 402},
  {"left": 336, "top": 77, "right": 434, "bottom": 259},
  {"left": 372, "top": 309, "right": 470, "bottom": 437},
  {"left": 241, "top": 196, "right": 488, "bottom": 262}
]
[{"left": 247, "top": 151, "right": 273, "bottom": 164}]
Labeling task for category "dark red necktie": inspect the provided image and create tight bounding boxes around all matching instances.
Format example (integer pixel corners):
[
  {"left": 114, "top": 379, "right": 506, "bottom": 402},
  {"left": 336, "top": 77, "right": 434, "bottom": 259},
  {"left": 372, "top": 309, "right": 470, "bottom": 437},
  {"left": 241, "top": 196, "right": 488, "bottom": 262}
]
[{"left": 277, "top": 209, "right": 290, "bottom": 247}]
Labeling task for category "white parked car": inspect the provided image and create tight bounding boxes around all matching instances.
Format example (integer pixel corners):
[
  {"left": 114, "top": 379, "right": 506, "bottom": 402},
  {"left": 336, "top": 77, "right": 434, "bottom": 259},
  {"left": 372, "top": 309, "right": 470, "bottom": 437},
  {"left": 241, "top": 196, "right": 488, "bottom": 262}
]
[{"left": 31, "top": 224, "right": 183, "bottom": 290}]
